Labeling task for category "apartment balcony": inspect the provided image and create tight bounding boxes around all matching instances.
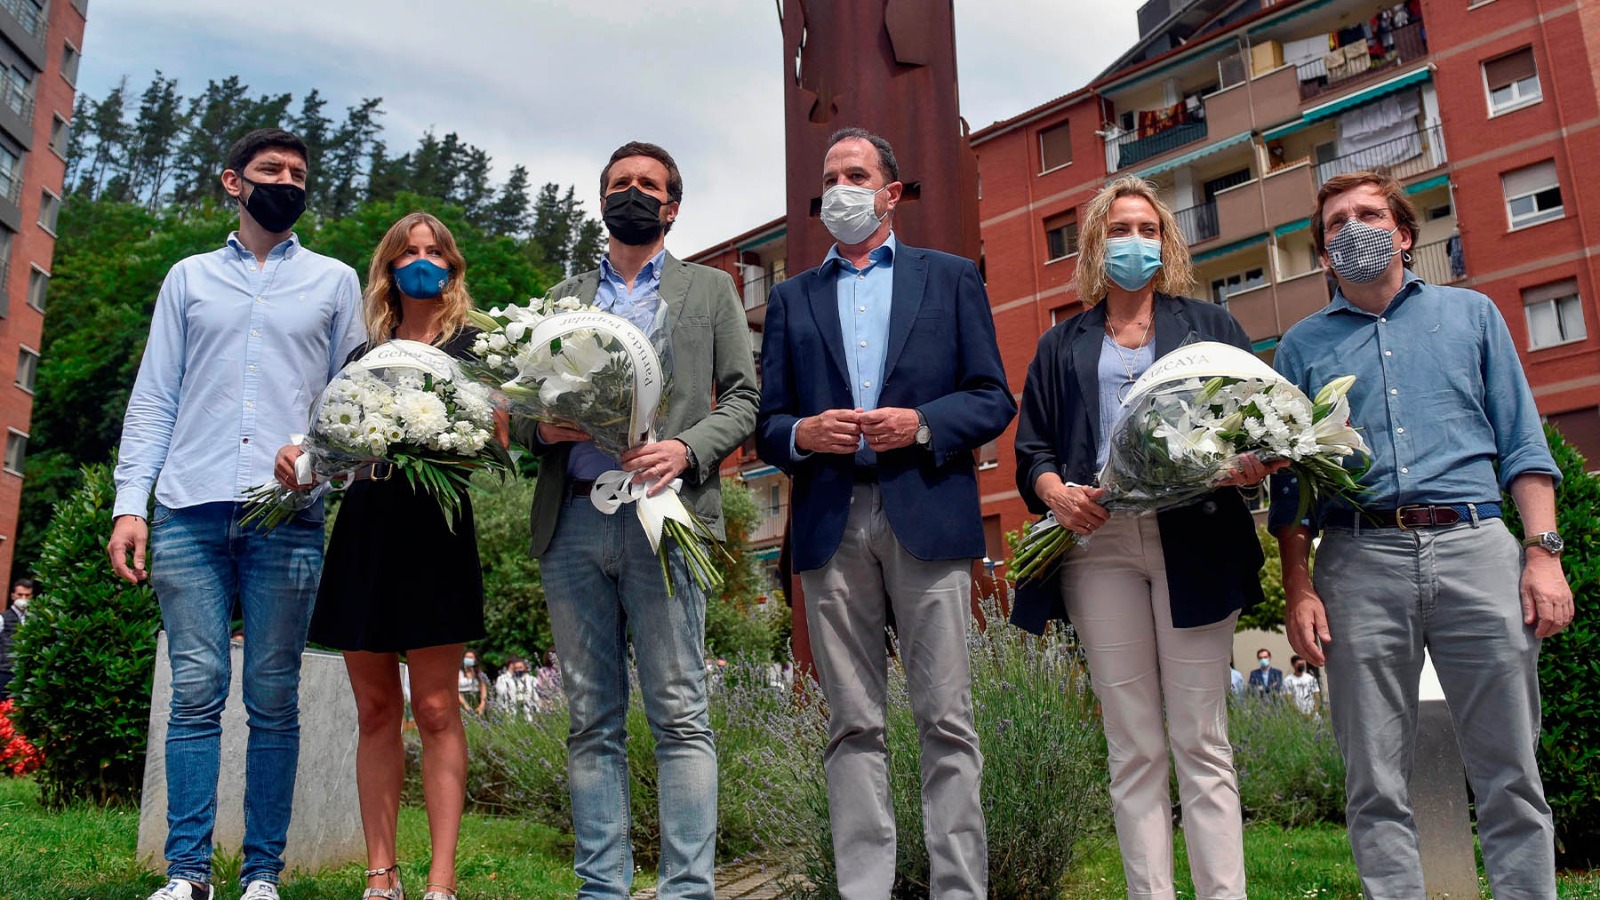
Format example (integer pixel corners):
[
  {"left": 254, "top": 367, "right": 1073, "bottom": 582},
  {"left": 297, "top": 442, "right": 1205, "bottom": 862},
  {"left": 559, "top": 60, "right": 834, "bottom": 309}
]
[
  {"left": 1175, "top": 200, "right": 1219, "bottom": 245},
  {"left": 0, "top": 0, "right": 47, "bottom": 70},
  {"left": 1313, "top": 123, "right": 1446, "bottom": 186},
  {"left": 1295, "top": 21, "right": 1427, "bottom": 104},
  {"left": 0, "top": 172, "right": 22, "bottom": 233},
  {"left": 749, "top": 503, "right": 788, "bottom": 545},
  {"left": 0, "top": 91, "right": 32, "bottom": 149},
  {"left": 1106, "top": 118, "right": 1209, "bottom": 172},
  {"left": 1411, "top": 237, "right": 1467, "bottom": 286},
  {"left": 741, "top": 270, "right": 783, "bottom": 329},
  {"left": 1225, "top": 269, "right": 1332, "bottom": 342}
]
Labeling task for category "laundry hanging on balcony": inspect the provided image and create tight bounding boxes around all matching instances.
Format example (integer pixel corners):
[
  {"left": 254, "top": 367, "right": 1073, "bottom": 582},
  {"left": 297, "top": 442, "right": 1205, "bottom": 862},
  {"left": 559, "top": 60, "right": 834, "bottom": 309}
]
[{"left": 1317, "top": 89, "right": 1422, "bottom": 183}]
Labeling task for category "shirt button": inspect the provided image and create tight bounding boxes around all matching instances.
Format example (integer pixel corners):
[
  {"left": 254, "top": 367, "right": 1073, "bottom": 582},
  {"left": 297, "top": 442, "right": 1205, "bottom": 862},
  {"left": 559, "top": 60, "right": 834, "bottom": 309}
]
[
  {"left": 250, "top": 329, "right": 261, "bottom": 337},
  {"left": 1401, "top": 467, "right": 1409, "bottom": 474},
  {"left": 256, "top": 296, "right": 265, "bottom": 303},
  {"left": 862, "top": 381, "right": 871, "bottom": 388},
  {"left": 1379, "top": 317, "right": 1387, "bottom": 323},
  {"left": 245, "top": 401, "right": 254, "bottom": 409},
  {"left": 241, "top": 437, "right": 250, "bottom": 444},
  {"left": 858, "top": 274, "right": 865, "bottom": 280},
  {"left": 859, "top": 340, "right": 868, "bottom": 347},
  {"left": 1384, "top": 350, "right": 1392, "bottom": 357},
  {"left": 248, "top": 365, "right": 256, "bottom": 372},
  {"left": 1390, "top": 388, "right": 1398, "bottom": 395},
  {"left": 1396, "top": 427, "right": 1404, "bottom": 433},
  {"left": 859, "top": 306, "right": 866, "bottom": 313}
]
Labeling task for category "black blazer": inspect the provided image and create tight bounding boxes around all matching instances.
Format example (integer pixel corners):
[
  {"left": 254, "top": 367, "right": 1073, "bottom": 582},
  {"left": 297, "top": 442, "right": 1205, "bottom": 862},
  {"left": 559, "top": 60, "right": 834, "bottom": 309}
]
[{"left": 1010, "top": 294, "right": 1265, "bottom": 634}]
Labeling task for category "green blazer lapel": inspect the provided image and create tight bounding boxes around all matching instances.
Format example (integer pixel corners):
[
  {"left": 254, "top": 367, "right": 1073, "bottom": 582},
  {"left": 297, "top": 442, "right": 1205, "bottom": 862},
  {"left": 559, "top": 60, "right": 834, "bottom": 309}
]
[
  {"left": 658, "top": 253, "right": 693, "bottom": 331},
  {"left": 554, "top": 270, "right": 601, "bottom": 303}
]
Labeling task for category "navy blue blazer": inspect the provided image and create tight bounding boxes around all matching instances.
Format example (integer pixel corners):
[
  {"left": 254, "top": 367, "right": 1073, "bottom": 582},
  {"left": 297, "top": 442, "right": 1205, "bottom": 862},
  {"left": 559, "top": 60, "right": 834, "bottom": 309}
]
[
  {"left": 1010, "top": 294, "right": 1265, "bottom": 634},
  {"left": 755, "top": 243, "right": 1016, "bottom": 573}
]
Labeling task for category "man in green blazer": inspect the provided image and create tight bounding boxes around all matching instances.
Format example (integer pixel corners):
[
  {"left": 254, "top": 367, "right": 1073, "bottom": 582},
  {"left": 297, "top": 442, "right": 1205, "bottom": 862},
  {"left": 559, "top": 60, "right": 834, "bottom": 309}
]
[{"left": 524, "top": 141, "right": 758, "bottom": 900}]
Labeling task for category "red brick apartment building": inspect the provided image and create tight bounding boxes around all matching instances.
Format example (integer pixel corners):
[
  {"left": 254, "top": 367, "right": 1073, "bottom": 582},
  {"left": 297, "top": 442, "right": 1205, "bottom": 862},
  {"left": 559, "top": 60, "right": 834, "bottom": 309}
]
[
  {"left": 0, "top": 0, "right": 86, "bottom": 584},
  {"left": 696, "top": 0, "right": 1600, "bottom": 579}
]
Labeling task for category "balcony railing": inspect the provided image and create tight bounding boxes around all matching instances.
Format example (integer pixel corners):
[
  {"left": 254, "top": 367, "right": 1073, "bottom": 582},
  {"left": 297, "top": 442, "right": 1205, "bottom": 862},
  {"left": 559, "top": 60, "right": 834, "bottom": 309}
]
[
  {"left": 741, "top": 270, "right": 782, "bottom": 311},
  {"left": 1296, "top": 21, "right": 1427, "bottom": 102},
  {"left": 0, "top": 170, "right": 21, "bottom": 203},
  {"left": 749, "top": 503, "right": 788, "bottom": 544},
  {"left": 1105, "top": 117, "right": 1209, "bottom": 172},
  {"left": 0, "top": 0, "right": 45, "bottom": 36},
  {"left": 1175, "top": 199, "right": 1219, "bottom": 245},
  {"left": 1411, "top": 237, "right": 1466, "bottom": 285},
  {"left": 1313, "top": 123, "right": 1445, "bottom": 186}
]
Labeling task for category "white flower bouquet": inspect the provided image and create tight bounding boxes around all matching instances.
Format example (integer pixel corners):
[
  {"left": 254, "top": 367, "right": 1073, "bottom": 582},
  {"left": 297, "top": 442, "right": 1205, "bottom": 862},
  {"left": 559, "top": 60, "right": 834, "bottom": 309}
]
[
  {"left": 241, "top": 340, "right": 512, "bottom": 531},
  {"left": 1012, "top": 341, "right": 1369, "bottom": 590},
  {"left": 466, "top": 299, "right": 726, "bottom": 594}
]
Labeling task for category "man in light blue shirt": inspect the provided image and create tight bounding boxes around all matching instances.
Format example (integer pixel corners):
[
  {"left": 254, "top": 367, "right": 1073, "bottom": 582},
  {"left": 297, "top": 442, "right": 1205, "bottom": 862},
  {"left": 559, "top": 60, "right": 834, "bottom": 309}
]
[
  {"left": 107, "top": 129, "right": 363, "bottom": 900},
  {"left": 1270, "top": 171, "right": 1571, "bottom": 899}
]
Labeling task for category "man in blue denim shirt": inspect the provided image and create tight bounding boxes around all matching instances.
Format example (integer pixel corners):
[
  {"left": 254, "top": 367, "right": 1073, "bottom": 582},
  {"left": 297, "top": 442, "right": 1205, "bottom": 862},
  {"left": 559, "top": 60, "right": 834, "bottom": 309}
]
[
  {"left": 1269, "top": 171, "right": 1573, "bottom": 899},
  {"left": 107, "top": 129, "right": 364, "bottom": 900}
]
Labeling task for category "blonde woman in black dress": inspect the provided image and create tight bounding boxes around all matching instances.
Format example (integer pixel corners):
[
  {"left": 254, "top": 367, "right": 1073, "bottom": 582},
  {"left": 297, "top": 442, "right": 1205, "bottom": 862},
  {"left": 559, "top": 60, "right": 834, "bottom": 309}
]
[{"left": 278, "top": 212, "right": 500, "bottom": 900}]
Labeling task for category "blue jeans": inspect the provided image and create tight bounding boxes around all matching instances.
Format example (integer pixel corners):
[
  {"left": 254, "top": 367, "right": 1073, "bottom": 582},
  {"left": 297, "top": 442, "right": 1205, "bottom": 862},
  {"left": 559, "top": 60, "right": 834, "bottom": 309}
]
[
  {"left": 539, "top": 496, "right": 717, "bottom": 900},
  {"left": 149, "top": 501, "right": 325, "bottom": 886}
]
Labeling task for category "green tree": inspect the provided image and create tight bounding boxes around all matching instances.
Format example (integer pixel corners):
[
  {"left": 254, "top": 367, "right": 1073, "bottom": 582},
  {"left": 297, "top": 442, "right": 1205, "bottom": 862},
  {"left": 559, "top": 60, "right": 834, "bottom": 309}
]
[
  {"left": 1502, "top": 424, "right": 1600, "bottom": 866},
  {"left": 1238, "top": 524, "right": 1292, "bottom": 633},
  {"left": 704, "top": 479, "right": 784, "bottom": 662},
  {"left": 13, "top": 459, "right": 161, "bottom": 808},
  {"left": 467, "top": 470, "right": 549, "bottom": 667}
]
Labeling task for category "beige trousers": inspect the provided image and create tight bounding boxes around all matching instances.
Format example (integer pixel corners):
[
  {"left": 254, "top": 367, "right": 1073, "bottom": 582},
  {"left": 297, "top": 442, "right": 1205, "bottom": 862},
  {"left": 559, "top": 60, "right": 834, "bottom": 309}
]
[{"left": 1061, "top": 512, "right": 1245, "bottom": 900}]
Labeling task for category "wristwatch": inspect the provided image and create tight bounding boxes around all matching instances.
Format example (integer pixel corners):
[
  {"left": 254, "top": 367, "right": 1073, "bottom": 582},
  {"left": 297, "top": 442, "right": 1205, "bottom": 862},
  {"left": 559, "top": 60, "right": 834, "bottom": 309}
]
[
  {"left": 1521, "top": 530, "right": 1565, "bottom": 556},
  {"left": 914, "top": 411, "right": 931, "bottom": 447}
]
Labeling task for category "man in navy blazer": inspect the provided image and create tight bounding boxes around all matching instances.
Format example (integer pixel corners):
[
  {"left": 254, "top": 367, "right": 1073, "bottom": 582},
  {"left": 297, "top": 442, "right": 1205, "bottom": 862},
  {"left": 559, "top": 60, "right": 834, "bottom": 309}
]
[{"left": 756, "top": 128, "right": 1015, "bottom": 899}]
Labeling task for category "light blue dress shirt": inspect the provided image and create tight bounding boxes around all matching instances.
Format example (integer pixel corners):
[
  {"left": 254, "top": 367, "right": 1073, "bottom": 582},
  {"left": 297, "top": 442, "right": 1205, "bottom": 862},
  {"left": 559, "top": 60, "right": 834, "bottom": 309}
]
[
  {"left": 791, "top": 234, "right": 897, "bottom": 466},
  {"left": 1267, "top": 270, "right": 1559, "bottom": 531},
  {"left": 113, "top": 233, "right": 365, "bottom": 519},
  {"left": 567, "top": 249, "right": 668, "bottom": 480}
]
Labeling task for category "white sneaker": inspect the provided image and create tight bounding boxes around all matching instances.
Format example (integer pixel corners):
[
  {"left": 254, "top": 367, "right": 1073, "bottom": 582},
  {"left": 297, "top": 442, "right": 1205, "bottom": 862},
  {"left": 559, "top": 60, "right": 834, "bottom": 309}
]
[
  {"left": 147, "top": 881, "right": 212, "bottom": 900},
  {"left": 241, "top": 881, "right": 281, "bottom": 900}
]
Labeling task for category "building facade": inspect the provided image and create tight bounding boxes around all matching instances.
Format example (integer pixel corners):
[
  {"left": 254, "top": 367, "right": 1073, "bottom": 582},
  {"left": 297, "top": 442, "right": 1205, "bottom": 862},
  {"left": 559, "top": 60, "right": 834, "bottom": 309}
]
[
  {"left": 692, "top": 0, "right": 1600, "bottom": 573},
  {"left": 0, "top": 0, "right": 86, "bottom": 584}
]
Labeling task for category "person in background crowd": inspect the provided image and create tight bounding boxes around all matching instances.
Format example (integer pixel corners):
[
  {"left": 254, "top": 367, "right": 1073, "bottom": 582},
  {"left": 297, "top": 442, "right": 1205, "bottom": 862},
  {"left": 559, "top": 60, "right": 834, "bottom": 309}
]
[
  {"left": 1249, "top": 648, "right": 1284, "bottom": 696},
  {"left": 757, "top": 127, "right": 1016, "bottom": 899},
  {"left": 495, "top": 657, "right": 537, "bottom": 721},
  {"left": 0, "top": 577, "right": 33, "bottom": 700},
  {"left": 107, "top": 128, "right": 364, "bottom": 900},
  {"left": 1229, "top": 657, "right": 1246, "bottom": 698},
  {"left": 284, "top": 211, "right": 498, "bottom": 900},
  {"left": 521, "top": 139, "right": 758, "bottom": 900},
  {"left": 457, "top": 650, "right": 488, "bottom": 717},
  {"left": 1283, "top": 655, "right": 1322, "bottom": 715},
  {"left": 1010, "top": 174, "right": 1275, "bottom": 900},
  {"left": 1271, "top": 170, "right": 1572, "bottom": 898}
]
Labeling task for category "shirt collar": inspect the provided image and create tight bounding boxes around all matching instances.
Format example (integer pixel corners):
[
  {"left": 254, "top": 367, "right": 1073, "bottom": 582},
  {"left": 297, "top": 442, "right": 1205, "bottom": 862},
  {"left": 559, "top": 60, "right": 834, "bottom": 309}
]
[
  {"left": 226, "top": 231, "right": 301, "bottom": 260},
  {"left": 600, "top": 248, "right": 668, "bottom": 285},
  {"left": 823, "top": 232, "right": 897, "bottom": 272},
  {"left": 1328, "top": 268, "right": 1424, "bottom": 318}
]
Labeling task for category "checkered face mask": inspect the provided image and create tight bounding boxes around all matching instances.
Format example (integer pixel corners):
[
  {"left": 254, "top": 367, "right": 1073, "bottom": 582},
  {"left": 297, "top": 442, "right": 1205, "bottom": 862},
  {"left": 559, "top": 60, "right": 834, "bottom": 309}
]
[{"left": 1326, "top": 217, "right": 1398, "bottom": 284}]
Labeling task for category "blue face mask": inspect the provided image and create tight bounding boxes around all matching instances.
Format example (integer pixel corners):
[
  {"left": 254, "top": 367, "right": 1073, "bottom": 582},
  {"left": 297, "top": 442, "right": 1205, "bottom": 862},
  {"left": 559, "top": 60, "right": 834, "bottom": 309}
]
[
  {"left": 1105, "top": 236, "right": 1164, "bottom": 292},
  {"left": 394, "top": 258, "right": 450, "bottom": 300}
]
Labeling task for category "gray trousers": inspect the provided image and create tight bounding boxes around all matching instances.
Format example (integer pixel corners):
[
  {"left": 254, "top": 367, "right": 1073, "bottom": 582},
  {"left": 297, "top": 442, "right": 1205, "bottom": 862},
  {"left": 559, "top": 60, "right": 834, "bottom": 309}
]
[
  {"left": 800, "top": 485, "right": 988, "bottom": 900},
  {"left": 1315, "top": 518, "right": 1556, "bottom": 900}
]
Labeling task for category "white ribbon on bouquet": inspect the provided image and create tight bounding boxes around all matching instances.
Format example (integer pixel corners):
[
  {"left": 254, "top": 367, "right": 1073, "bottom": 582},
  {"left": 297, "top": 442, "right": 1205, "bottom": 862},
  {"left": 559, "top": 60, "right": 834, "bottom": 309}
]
[
  {"left": 522, "top": 311, "right": 695, "bottom": 553},
  {"left": 1122, "top": 340, "right": 1288, "bottom": 408}
]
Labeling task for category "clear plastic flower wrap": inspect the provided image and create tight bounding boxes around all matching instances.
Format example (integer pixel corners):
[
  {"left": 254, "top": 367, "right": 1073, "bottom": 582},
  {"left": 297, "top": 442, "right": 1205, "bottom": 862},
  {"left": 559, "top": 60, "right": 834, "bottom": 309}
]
[
  {"left": 1012, "top": 341, "right": 1369, "bottom": 590},
  {"left": 466, "top": 298, "right": 726, "bottom": 594},
  {"left": 241, "top": 339, "right": 512, "bottom": 531}
]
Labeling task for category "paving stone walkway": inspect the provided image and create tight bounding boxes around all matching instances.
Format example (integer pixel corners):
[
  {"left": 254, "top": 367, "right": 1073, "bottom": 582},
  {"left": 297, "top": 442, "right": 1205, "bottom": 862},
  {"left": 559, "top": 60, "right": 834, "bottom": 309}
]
[{"left": 630, "top": 857, "right": 790, "bottom": 899}]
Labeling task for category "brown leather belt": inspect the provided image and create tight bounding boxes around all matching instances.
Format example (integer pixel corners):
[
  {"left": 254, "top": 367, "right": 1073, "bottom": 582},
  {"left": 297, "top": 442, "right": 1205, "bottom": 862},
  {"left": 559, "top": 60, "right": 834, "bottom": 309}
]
[
  {"left": 342, "top": 462, "right": 397, "bottom": 483},
  {"left": 1324, "top": 503, "right": 1501, "bottom": 530}
]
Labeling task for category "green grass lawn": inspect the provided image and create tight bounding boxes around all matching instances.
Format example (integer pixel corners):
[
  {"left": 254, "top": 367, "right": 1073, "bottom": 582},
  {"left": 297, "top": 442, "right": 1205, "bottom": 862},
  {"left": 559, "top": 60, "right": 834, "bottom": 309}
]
[
  {"left": 0, "top": 776, "right": 623, "bottom": 899},
  {"left": 1061, "top": 821, "right": 1600, "bottom": 899}
]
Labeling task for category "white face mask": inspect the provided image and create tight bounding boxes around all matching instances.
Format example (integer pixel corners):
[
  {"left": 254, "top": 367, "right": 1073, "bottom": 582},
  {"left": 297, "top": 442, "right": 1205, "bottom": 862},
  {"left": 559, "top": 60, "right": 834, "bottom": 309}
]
[
  {"left": 820, "top": 184, "right": 888, "bottom": 245},
  {"left": 11, "top": 597, "right": 26, "bottom": 611}
]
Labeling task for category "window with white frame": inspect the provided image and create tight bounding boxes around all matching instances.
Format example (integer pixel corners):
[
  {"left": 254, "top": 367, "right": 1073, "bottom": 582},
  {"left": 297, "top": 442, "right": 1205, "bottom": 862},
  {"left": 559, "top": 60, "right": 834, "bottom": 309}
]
[
  {"left": 4, "top": 65, "right": 27, "bottom": 116},
  {"left": 26, "top": 266, "right": 46, "bottom": 310},
  {"left": 1211, "top": 267, "right": 1266, "bottom": 305},
  {"left": 14, "top": 345, "right": 36, "bottom": 391},
  {"left": 978, "top": 440, "right": 999, "bottom": 470},
  {"left": 4, "top": 429, "right": 25, "bottom": 475},
  {"left": 1044, "top": 211, "right": 1078, "bottom": 261},
  {"left": 1523, "top": 278, "right": 1586, "bottom": 349},
  {"left": 38, "top": 188, "right": 58, "bottom": 233},
  {"left": 1039, "top": 122, "right": 1072, "bottom": 172},
  {"left": 1483, "top": 47, "right": 1541, "bottom": 114},
  {"left": 1502, "top": 160, "right": 1563, "bottom": 229}
]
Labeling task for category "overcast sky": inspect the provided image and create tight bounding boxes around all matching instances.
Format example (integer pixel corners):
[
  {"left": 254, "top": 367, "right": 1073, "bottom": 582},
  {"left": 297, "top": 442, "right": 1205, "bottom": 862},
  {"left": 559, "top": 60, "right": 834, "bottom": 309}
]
[{"left": 78, "top": 1, "right": 1137, "bottom": 258}]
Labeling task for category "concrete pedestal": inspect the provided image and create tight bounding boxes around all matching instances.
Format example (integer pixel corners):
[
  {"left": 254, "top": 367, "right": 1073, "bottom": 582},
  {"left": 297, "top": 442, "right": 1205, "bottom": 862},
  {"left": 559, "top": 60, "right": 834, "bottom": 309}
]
[
  {"left": 136, "top": 632, "right": 364, "bottom": 877},
  {"left": 1411, "top": 653, "right": 1481, "bottom": 899}
]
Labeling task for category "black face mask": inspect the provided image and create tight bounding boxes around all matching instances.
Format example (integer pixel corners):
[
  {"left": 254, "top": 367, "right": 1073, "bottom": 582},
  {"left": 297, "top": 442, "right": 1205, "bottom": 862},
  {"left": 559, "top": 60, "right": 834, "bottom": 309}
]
[
  {"left": 603, "top": 186, "right": 667, "bottom": 246},
  {"left": 237, "top": 174, "right": 307, "bottom": 233}
]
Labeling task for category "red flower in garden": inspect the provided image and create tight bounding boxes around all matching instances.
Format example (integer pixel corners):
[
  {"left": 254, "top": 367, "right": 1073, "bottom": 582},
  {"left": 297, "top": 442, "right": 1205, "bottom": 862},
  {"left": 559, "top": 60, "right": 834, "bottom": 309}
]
[{"left": 0, "top": 698, "right": 43, "bottom": 776}]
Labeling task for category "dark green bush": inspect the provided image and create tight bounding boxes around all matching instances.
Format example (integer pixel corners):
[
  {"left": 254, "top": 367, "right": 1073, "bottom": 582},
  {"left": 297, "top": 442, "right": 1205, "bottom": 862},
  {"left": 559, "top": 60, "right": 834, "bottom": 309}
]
[
  {"left": 1228, "top": 696, "right": 1345, "bottom": 827},
  {"left": 13, "top": 459, "right": 161, "bottom": 808},
  {"left": 1502, "top": 423, "right": 1600, "bottom": 866},
  {"left": 469, "top": 470, "right": 551, "bottom": 668}
]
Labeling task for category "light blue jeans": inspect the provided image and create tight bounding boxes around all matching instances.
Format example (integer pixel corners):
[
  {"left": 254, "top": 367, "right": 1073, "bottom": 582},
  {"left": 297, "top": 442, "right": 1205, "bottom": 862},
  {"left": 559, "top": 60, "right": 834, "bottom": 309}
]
[
  {"left": 539, "top": 495, "right": 717, "bottom": 900},
  {"left": 148, "top": 501, "right": 324, "bottom": 887}
]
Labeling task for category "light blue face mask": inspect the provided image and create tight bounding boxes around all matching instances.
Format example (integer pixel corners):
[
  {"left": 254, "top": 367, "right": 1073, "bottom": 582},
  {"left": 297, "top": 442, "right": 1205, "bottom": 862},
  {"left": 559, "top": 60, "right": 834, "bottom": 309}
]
[
  {"left": 1105, "top": 236, "right": 1164, "bottom": 292},
  {"left": 394, "top": 258, "right": 450, "bottom": 300}
]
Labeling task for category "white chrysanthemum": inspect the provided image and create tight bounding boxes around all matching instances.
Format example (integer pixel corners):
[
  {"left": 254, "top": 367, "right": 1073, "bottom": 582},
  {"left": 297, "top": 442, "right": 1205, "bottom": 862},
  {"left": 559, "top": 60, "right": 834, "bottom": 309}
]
[
  {"left": 394, "top": 390, "right": 450, "bottom": 441},
  {"left": 486, "top": 333, "right": 509, "bottom": 352}
]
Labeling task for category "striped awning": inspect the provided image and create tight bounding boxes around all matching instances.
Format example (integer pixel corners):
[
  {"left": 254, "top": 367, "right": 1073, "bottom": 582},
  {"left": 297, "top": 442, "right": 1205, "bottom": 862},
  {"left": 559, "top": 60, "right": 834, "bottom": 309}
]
[
  {"left": 1274, "top": 216, "right": 1311, "bottom": 238},
  {"left": 1406, "top": 174, "right": 1450, "bottom": 194},
  {"left": 1133, "top": 131, "right": 1254, "bottom": 180}
]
